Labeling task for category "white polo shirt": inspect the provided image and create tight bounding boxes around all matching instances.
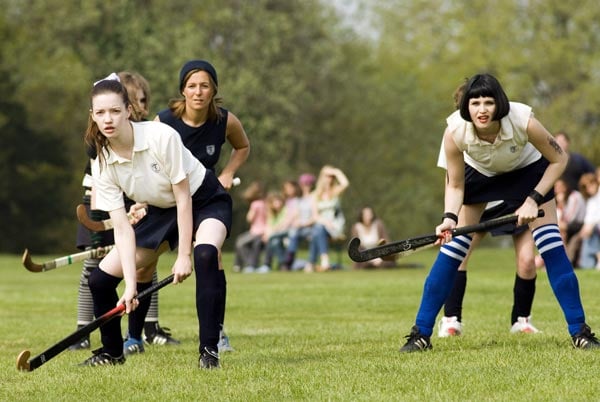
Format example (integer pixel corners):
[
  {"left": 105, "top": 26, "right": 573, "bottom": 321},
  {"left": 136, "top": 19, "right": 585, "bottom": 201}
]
[
  {"left": 92, "top": 121, "right": 206, "bottom": 212},
  {"left": 442, "top": 102, "right": 541, "bottom": 177}
]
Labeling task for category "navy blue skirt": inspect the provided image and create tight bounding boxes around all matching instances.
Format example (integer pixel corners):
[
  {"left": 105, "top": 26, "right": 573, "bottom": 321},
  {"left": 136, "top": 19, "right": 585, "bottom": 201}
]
[
  {"left": 133, "top": 171, "right": 233, "bottom": 251},
  {"left": 465, "top": 157, "right": 555, "bottom": 236}
]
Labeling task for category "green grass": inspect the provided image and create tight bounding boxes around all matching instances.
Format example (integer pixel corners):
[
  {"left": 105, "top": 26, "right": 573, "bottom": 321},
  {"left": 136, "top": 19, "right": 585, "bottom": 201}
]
[{"left": 1, "top": 248, "right": 600, "bottom": 401}]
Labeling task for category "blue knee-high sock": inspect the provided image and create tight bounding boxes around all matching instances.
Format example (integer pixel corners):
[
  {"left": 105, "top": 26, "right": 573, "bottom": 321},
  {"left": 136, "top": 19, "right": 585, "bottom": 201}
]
[
  {"left": 415, "top": 235, "right": 472, "bottom": 336},
  {"left": 194, "top": 244, "right": 224, "bottom": 352},
  {"left": 88, "top": 268, "right": 123, "bottom": 357},
  {"left": 533, "top": 224, "right": 585, "bottom": 335}
]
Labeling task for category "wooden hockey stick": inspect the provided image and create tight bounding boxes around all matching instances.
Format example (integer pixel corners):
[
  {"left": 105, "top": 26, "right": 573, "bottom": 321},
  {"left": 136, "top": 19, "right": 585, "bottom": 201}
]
[
  {"left": 22, "top": 245, "right": 114, "bottom": 273},
  {"left": 17, "top": 274, "right": 175, "bottom": 371},
  {"left": 348, "top": 210, "right": 545, "bottom": 263}
]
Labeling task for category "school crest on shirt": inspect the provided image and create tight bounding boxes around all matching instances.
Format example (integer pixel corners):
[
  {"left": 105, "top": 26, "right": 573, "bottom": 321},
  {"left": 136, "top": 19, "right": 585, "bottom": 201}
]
[
  {"left": 151, "top": 162, "right": 161, "bottom": 173},
  {"left": 206, "top": 145, "right": 215, "bottom": 156}
]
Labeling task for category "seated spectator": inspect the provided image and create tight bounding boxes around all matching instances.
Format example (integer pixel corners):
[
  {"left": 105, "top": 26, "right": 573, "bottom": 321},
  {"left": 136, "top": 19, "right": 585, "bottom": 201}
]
[
  {"left": 234, "top": 181, "right": 267, "bottom": 273},
  {"left": 281, "top": 173, "right": 319, "bottom": 271},
  {"left": 308, "top": 165, "right": 349, "bottom": 272},
  {"left": 554, "top": 178, "right": 586, "bottom": 266},
  {"left": 258, "top": 191, "right": 289, "bottom": 272},
  {"left": 578, "top": 173, "right": 600, "bottom": 269},
  {"left": 351, "top": 206, "right": 397, "bottom": 269}
]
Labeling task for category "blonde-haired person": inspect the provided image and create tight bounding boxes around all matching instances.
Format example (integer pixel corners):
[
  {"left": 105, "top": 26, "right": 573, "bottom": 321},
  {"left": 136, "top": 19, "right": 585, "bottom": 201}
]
[
  {"left": 306, "top": 165, "right": 349, "bottom": 272},
  {"left": 154, "top": 60, "right": 249, "bottom": 352},
  {"left": 257, "top": 191, "right": 289, "bottom": 272},
  {"left": 233, "top": 181, "right": 267, "bottom": 273},
  {"left": 578, "top": 173, "right": 600, "bottom": 269}
]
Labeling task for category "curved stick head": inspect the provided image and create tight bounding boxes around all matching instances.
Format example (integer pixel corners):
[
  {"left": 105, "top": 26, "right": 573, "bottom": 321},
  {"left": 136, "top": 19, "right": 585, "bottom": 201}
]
[
  {"left": 347, "top": 237, "right": 365, "bottom": 262},
  {"left": 22, "top": 249, "right": 43, "bottom": 273},
  {"left": 16, "top": 350, "right": 31, "bottom": 371},
  {"left": 76, "top": 204, "right": 107, "bottom": 232}
]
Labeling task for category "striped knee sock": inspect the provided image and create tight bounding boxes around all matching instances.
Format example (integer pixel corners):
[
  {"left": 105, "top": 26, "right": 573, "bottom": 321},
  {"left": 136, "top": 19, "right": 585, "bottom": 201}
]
[
  {"left": 533, "top": 224, "right": 585, "bottom": 335},
  {"left": 415, "top": 235, "right": 472, "bottom": 336}
]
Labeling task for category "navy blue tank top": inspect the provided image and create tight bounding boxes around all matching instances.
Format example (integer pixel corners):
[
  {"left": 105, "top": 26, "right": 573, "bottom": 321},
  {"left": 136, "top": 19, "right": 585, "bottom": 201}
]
[{"left": 157, "top": 107, "right": 229, "bottom": 171}]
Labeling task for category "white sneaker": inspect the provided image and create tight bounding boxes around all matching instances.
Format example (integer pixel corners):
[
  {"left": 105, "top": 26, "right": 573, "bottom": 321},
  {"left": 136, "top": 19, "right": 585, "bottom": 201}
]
[
  {"left": 438, "top": 316, "right": 462, "bottom": 337},
  {"left": 510, "top": 316, "right": 540, "bottom": 334},
  {"left": 255, "top": 265, "right": 270, "bottom": 274},
  {"left": 241, "top": 266, "right": 255, "bottom": 273}
]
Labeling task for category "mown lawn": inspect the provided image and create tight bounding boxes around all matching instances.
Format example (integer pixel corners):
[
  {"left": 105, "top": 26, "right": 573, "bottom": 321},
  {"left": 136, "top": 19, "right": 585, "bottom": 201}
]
[{"left": 1, "top": 247, "right": 599, "bottom": 401}]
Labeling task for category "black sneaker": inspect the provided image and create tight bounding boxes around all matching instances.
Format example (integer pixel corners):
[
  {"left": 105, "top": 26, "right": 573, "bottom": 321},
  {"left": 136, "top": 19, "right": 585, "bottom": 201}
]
[
  {"left": 199, "top": 346, "right": 220, "bottom": 369},
  {"left": 144, "top": 322, "right": 181, "bottom": 345},
  {"left": 399, "top": 325, "right": 432, "bottom": 353},
  {"left": 572, "top": 324, "right": 600, "bottom": 349},
  {"left": 68, "top": 336, "right": 90, "bottom": 351},
  {"left": 79, "top": 348, "right": 126, "bottom": 366}
]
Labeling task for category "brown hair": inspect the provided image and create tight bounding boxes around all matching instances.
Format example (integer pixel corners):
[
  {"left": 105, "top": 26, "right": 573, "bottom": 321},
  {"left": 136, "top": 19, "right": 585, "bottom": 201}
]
[
  {"left": 84, "top": 79, "right": 130, "bottom": 167},
  {"left": 118, "top": 71, "right": 150, "bottom": 121}
]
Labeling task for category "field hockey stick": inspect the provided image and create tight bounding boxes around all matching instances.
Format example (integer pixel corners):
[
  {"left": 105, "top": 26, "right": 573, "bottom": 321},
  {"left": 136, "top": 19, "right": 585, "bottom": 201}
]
[
  {"left": 77, "top": 177, "right": 242, "bottom": 232},
  {"left": 348, "top": 210, "right": 545, "bottom": 262},
  {"left": 22, "top": 245, "right": 114, "bottom": 273},
  {"left": 16, "top": 273, "right": 175, "bottom": 372}
]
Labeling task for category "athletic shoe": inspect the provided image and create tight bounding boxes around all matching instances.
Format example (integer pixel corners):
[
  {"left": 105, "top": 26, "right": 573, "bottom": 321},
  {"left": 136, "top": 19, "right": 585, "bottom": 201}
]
[
  {"left": 510, "top": 316, "right": 540, "bottom": 334},
  {"left": 242, "top": 266, "right": 255, "bottom": 273},
  {"left": 199, "top": 346, "right": 220, "bottom": 369},
  {"left": 80, "top": 348, "right": 125, "bottom": 366},
  {"left": 69, "top": 336, "right": 91, "bottom": 351},
  {"left": 399, "top": 325, "right": 432, "bottom": 353},
  {"left": 255, "top": 265, "right": 270, "bottom": 274},
  {"left": 572, "top": 324, "right": 600, "bottom": 349},
  {"left": 123, "top": 336, "right": 145, "bottom": 356},
  {"left": 217, "top": 330, "right": 235, "bottom": 353},
  {"left": 144, "top": 323, "right": 181, "bottom": 345},
  {"left": 438, "top": 316, "right": 463, "bottom": 337}
]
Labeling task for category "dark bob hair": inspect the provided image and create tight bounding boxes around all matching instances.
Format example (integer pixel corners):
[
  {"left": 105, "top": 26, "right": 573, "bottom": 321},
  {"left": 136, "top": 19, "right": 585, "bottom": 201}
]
[{"left": 459, "top": 73, "right": 510, "bottom": 122}]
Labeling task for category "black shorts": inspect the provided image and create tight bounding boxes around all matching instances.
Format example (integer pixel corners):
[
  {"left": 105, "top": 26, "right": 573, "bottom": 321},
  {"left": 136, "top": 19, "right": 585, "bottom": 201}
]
[
  {"left": 133, "top": 171, "right": 233, "bottom": 251},
  {"left": 465, "top": 157, "right": 555, "bottom": 236}
]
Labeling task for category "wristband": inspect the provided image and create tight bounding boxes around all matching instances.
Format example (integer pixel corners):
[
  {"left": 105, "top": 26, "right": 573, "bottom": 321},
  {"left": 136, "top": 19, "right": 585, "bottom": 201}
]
[
  {"left": 442, "top": 212, "right": 458, "bottom": 224},
  {"left": 528, "top": 190, "right": 544, "bottom": 206}
]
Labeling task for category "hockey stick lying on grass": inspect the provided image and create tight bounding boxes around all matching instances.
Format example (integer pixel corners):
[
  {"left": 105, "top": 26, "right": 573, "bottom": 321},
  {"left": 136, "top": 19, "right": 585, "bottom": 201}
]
[
  {"left": 17, "top": 273, "right": 175, "bottom": 372},
  {"left": 78, "top": 177, "right": 242, "bottom": 232},
  {"left": 348, "top": 210, "right": 545, "bottom": 263},
  {"left": 22, "top": 245, "right": 114, "bottom": 273}
]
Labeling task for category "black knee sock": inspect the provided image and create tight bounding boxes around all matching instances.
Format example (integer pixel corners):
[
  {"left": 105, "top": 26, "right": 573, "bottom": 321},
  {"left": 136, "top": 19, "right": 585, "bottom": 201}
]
[
  {"left": 217, "top": 270, "right": 227, "bottom": 334},
  {"left": 443, "top": 270, "right": 467, "bottom": 321},
  {"left": 194, "top": 244, "right": 224, "bottom": 352},
  {"left": 511, "top": 274, "right": 536, "bottom": 325},
  {"left": 128, "top": 281, "right": 153, "bottom": 340},
  {"left": 88, "top": 268, "right": 122, "bottom": 357}
]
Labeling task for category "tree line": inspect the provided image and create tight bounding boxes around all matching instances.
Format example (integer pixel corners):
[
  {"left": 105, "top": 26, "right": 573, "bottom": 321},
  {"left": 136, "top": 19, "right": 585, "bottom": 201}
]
[{"left": 1, "top": 0, "right": 599, "bottom": 253}]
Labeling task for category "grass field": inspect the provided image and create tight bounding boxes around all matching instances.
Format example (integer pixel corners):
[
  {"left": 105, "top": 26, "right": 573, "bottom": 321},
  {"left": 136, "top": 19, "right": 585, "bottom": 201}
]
[{"left": 1, "top": 247, "right": 600, "bottom": 401}]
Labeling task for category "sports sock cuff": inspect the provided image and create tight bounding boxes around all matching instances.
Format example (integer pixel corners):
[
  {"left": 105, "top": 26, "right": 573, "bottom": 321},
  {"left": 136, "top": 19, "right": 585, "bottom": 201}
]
[
  {"left": 532, "top": 224, "right": 563, "bottom": 253},
  {"left": 439, "top": 235, "right": 472, "bottom": 261}
]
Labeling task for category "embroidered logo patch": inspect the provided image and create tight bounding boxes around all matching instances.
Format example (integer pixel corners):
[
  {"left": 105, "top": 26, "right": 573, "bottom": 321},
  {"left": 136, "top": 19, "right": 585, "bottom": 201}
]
[
  {"left": 510, "top": 146, "right": 518, "bottom": 153},
  {"left": 151, "top": 162, "right": 160, "bottom": 173},
  {"left": 206, "top": 145, "right": 215, "bottom": 156}
]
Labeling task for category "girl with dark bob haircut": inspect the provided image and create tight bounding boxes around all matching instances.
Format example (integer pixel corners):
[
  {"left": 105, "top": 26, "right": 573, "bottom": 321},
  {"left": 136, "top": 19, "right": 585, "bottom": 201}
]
[
  {"left": 399, "top": 72, "right": 600, "bottom": 353},
  {"left": 459, "top": 73, "right": 510, "bottom": 122}
]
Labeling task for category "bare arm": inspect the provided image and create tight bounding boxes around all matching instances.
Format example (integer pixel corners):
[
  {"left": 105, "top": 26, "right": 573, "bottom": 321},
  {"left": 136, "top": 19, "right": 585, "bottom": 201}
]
[
  {"left": 439, "top": 128, "right": 465, "bottom": 236},
  {"left": 220, "top": 112, "right": 250, "bottom": 189},
  {"left": 171, "top": 178, "right": 193, "bottom": 284},
  {"left": 525, "top": 117, "right": 568, "bottom": 197},
  {"left": 109, "top": 207, "right": 138, "bottom": 312}
]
